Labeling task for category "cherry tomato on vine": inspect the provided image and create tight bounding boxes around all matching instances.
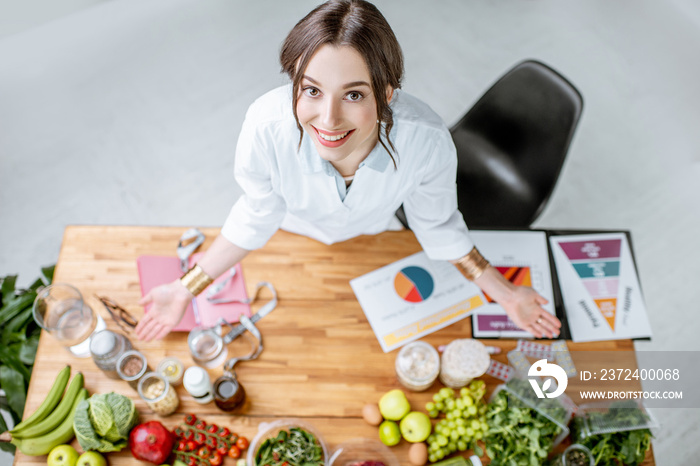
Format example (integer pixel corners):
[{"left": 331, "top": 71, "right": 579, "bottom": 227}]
[
  {"left": 210, "top": 452, "right": 223, "bottom": 466},
  {"left": 197, "top": 446, "right": 212, "bottom": 459},
  {"left": 228, "top": 445, "right": 241, "bottom": 459},
  {"left": 186, "top": 440, "right": 197, "bottom": 452},
  {"left": 206, "top": 424, "right": 219, "bottom": 434},
  {"left": 185, "top": 414, "right": 197, "bottom": 425},
  {"left": 218, "top": 427, "right": 230, "bottom": 437},
  {"left": 236, "top": 436, "right": 249, "bottom": 450}
]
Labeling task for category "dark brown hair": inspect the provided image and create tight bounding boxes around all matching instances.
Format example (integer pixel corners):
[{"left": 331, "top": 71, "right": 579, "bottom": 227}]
[{"left": 280, "top": 0, "right": 404, "bottom": 166}]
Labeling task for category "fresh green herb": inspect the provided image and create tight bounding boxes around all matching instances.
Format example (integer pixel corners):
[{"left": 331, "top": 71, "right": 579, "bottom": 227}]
[
  {"left": 484, "top": 382, "right": 565, "bottom": 466},
  {"left": 0, "top": 266, "right": 54, "bottom": 453},
  {"left": 255, "top": 427, "right": 323, "bottom": 466},
  {"left": 572, "top": 401, "right": 653, "bottom": 466}
]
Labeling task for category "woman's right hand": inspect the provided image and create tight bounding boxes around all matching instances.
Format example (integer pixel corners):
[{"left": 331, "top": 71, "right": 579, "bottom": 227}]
[{"left": 135, "top": 279, "right": 193, "bottom": 341}]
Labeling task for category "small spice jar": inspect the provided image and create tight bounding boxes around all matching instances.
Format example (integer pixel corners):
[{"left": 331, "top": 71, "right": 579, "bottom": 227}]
[
  {"left": 117, "top": 350, "right": 150, "bottom": 390},
  {"left": 395, "top": 341, "right": 440, "bottom": 391},
  {"left": 549, "top": 444, "right": 594, "bottom": 466},
  {"left": 157, "top": 357, "right": 184, "bottom": 386},
  {"left": 439, "top": 338, "right": 490, "bottom": 388},
  {"left": 183, "top": 366, "right": 213, "bottom": 404},
  {"left": 137, "top": 371, "right": 179, "bottom": 416},
  {"left": 89, "top": 330, "right": 132, "bottom": 379}
]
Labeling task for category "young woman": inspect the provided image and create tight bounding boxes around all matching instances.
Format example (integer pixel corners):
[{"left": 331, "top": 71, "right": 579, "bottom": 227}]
[{"left": 135, "top": 0, "right": 561, "bottom": 341}]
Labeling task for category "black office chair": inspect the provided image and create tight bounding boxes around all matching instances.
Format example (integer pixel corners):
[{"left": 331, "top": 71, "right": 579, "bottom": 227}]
[
  {"left": 395, "top": 60, "right": 582, "bottom": 230},
  {"left": 450, "top": 60, "right": 583, "bottom": 228}
]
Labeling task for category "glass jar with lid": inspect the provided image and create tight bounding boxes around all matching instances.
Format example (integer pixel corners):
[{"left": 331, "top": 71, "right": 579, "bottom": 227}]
[
  {"left": 395, "top": 341, "right": 440, "bottom": 391},
  {"left": 137, "top": 371, "right": 179, "bottom": 416},
  {"left": 157, "top": 357, "right": 184, "bottom": 386},
  {"left": 89, "top": 330, "right": 132, "bottom": 379},
  {"left": 117, "top": 350, "right": 150, "bottom": 389}
]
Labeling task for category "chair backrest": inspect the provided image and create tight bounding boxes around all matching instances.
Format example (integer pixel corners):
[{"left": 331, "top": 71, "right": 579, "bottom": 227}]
[{"left": 450, "top": 60, "right": 583, "bottom": 228}]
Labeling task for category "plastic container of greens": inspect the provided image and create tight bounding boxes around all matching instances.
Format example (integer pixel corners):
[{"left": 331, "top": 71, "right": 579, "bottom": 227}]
[
  {"left": 248, "top": 419, "right": 328, "bottom": 466},
  {"left": 571, "top": 400, "right": 659, "bottom": 440},
  {"left": 492, "top": 377, "right": 576, "bottom": 447}
]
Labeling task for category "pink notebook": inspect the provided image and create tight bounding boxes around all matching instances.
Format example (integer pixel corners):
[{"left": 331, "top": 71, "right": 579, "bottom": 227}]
[{"left": 137, "top": 252, "right": 251, "bottom": 331}]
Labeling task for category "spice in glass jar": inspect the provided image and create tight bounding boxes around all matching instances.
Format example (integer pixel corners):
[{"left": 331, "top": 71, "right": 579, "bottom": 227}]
[
  {"left": 137, "top": 371, "right": 179, "bottom": 416},
  {"left": 395, "top": 340, "right": 440, "bottom": 391},
  {"left": 89, "top": 330, "right": 132, "bottom": 379},
  {"left": 117, "top": 350, "right": 150, "bottom": 390},
  {"left": 157, "top": 357, "right": 184, "bottom": 386},
  {"left": 439, "top": 338, "right": 490, "bottom": 388}
]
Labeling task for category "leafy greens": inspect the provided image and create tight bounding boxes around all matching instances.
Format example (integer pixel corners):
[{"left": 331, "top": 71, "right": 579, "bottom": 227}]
[{"left": 73, "top": 392, "right": 139, "bottom": 452}]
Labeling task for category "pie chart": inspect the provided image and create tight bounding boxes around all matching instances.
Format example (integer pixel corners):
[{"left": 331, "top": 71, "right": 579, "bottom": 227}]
[{"left": 394, "top": 266, "right": 434, "bottom": 303}]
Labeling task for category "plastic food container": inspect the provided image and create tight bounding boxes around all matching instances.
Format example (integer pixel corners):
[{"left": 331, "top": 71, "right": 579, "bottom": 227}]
[
  {"left": 571, "top": 400, "right": 659, "bottom": 441},
  {"left": 548, "top": 444, "right": 594, "bottom": 466},
  {"left": 395, "top": 340, "right": 440, "bottom": 391},
  {"left": 328, "top": 438, "right": 399, "bottom": 466},
  {"left": 491, "top": 378, "right": 576, "bottom": 448},
  {"left": 247, "top": 419, "right": 328, "bottom": 466}
]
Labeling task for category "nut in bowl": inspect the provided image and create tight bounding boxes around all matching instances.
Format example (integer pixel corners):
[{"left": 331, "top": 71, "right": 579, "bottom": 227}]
[
  {"left": 247, "top": 419, "right": 328, "bottom": 466},
  {"left": 328, "top": 438, "right": 399, "bottom": 466}
]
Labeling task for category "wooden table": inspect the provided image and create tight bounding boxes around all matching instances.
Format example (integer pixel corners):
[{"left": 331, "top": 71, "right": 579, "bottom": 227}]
[{"left": 15, "top": 226, "right": 654, "bottom": 465}]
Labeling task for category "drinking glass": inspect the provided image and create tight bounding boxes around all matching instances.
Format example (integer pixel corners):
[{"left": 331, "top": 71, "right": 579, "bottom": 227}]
[{"left": 32, "top": 283, "right": 104, "bottom": 357}]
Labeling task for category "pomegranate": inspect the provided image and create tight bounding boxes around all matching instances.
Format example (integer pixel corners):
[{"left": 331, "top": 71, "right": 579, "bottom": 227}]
[{"left": 129, "top": 420, "right": 176, "bottom": 464}]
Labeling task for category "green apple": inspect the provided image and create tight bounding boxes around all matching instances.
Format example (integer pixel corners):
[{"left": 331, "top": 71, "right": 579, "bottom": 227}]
[
  {"left": 378, "top": 420, "right": 401, "bottom": 446},
  {"left": 76, "top": 451, "right": 107, "bottom": 466},
  {"left": 378, "top": 389, "right": 411, "bottom": 421},
  {"left": 47, "top": 445, "right": 79, "bottom": 466},
  {"left": 400, "top": 411, "right": 432, "bottom": 442}
]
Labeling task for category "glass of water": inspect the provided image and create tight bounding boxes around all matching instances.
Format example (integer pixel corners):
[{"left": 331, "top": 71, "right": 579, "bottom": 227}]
[{"left": 33, "top": 283, "right": 101, "bottom": 357}]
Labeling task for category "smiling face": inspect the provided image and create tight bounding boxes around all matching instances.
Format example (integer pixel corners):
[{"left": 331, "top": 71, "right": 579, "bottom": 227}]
[{"left": 296, "top": 44, "right": 387, "bottom": 171}]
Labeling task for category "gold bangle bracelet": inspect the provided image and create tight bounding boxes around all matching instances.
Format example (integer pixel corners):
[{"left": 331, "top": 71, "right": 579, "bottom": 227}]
[
  {"left": 180, "top": 264, "right": 213, "bottom": 296},
  {"left": 456, "top": 247, "right": 491, "bottom": 281}
]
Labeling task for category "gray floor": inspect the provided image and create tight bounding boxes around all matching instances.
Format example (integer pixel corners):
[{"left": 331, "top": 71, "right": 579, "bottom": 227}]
[{"left": 1, "top": 0, "right": 699, "bottom": 462}]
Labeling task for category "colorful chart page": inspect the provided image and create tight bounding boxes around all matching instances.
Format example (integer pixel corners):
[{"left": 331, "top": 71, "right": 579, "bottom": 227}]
[
  {"left": 350, "top": 252, "right": 485, "bottom": 352},
  {"left": 469, "top": 231, "right": 556, "bottom": 339},
  {"left": 550, "top": 233, "right": 652, "bottom": 342}
]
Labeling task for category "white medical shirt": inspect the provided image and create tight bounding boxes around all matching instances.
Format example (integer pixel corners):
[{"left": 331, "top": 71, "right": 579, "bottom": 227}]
[{"left": 221, "top": 85, "right": 474, "bottom": 261}]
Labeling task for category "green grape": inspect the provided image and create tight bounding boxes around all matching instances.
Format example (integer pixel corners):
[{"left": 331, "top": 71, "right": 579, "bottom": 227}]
[
  {"left": 447, "top": 441, "right": 457, "bottom": 452},
  {"left": 438, "top": 387, "right": 452, "bottom": 399},
  {"left": 436, "top": 450, "right": 445, "bottom": 460},
  {"left": 462, "top": 394, "right": 474, "bottom": 406},
  {"left": 471, "top": 419, "right": 481, "bottom": 430},
  {"left": 466, "top": 427, "right": 474, "bottom": 437},
  {"left": 457, "top": 440, "right": 467, "bottom": 451},
  {"left": 467, "top": 405, "right": 477, "bottom": 416},
  {"left": 433, "top": 393, "right": 442, "bottom": 403},
  {"left": 446, "top": 399, "right": 456, "bottom": 410},
  {"left": 437, "top": 435, "right": 448, "bottom": 447},
  {"left": 480, "top": 420, "right": 488, "bottom": 431},
  {"left": 429, "top": 409, "right": 439, "bottom": 418},
  {"left": 460, "top": 387, "right": 469, "bottom": 397},
  {"left": 455, "top": 398, "right": 465, "bottom": 410},
  {"left": 427, "top": 434, "right": 436, "bottom": 444},
  {"left": 455, "top": 418, "right": 466, "bottom": 427},
  {"left": 475, "top": 430, "right": 483, "bottom": 440},
  {"left": 457, "top": 426, "right": 466, "bottom": 436},
  {"left": 428, "top": 454, "right": 437, "bottom": 463},
  {"left": 450, "top": 430, "right": 460, "bottom": 441},
  {"left": 435, "top": 401, "right": 445, "bottom": 411}
]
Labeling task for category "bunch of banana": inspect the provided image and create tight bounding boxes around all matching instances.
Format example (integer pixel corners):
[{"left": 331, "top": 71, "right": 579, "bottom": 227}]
[{"left": 10, "top": 365, "right": 88, "bottom": 456}]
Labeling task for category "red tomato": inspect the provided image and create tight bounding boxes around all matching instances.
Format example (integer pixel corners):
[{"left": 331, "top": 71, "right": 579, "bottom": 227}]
[
  {"left": 185, "top": 414, "right": 197, "bottom": 425},
  {"left": 206, "top": 424, "right": 219, "bottom": 434},
  {"left": 185, "top": 440, "right": 196, "bottom": 452},
  {"left": 210, "top": 452, "right": 223, "bottom": 466},
  {"left": 197, "top": 446, "right": 211, "bottom": 459},
  {"left": 228, "top": 445, "right": 241, "bottom": 459},
  {"left": 236, "top": 436, "right": 249, "bottom": 450},
  {"left": 217, "top": 444, "right": 229, "bottom": 456},
  {"left": 218, "top": 427, "right": 230, "bottom": 437}
]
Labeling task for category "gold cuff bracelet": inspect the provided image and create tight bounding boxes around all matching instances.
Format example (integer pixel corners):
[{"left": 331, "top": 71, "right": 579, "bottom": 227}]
[
  {"left": 180, "top": 264, "right": 213, "bottom": 296},
  {"left": 456, "top": 247, "right": 491, "bottom": 281}
]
